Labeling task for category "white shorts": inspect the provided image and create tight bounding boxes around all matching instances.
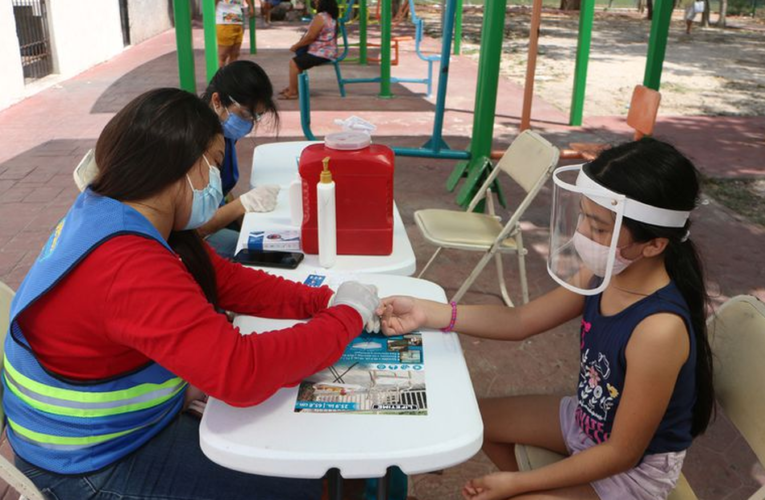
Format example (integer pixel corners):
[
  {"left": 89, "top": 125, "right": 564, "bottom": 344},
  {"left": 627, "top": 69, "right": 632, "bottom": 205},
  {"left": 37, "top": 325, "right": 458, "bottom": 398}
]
[{"left": 559, "top": 396, "right": 686, "bottom": 500}]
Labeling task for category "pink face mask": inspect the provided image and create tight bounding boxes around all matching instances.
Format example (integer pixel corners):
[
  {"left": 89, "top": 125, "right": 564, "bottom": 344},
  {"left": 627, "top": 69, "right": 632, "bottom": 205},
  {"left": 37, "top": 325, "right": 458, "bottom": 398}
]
[{"left": 572, "top": 231, "right": 637, "bottom": 278}]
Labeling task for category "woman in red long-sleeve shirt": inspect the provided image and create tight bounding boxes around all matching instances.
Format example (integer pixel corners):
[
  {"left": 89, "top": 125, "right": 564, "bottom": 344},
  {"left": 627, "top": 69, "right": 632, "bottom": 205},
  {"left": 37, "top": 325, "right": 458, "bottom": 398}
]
[{"left": 6, "top": 88, "right": 379, "bottom": 500}]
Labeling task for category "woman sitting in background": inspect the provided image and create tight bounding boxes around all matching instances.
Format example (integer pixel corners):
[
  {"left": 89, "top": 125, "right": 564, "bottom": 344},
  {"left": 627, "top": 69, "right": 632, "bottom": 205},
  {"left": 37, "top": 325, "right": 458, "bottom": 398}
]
[{"left": 279, "top": 0, "right": 338, "bottom": 100}]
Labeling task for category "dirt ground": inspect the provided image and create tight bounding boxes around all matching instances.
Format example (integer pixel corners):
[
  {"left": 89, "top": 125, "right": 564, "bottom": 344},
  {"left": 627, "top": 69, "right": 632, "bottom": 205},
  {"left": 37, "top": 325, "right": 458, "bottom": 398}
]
[{"left": 424, "top": 6, "right": 765, "bottom": 117}]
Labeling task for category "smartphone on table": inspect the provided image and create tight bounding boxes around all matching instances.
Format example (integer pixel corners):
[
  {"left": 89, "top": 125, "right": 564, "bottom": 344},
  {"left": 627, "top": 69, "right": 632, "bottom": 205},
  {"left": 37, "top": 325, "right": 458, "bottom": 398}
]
[{"left": 233, "top": 249, "right": 305, "bottom": 269}]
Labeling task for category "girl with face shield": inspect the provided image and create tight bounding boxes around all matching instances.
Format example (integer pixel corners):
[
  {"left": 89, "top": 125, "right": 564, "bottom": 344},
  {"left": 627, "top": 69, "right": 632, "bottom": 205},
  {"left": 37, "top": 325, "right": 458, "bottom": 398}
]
[
  {"left": 376, "top": 138, "right": 714, "bottom": 500},
  {"left": 4, "top": 89, "right": 380, "bottom": 500}
]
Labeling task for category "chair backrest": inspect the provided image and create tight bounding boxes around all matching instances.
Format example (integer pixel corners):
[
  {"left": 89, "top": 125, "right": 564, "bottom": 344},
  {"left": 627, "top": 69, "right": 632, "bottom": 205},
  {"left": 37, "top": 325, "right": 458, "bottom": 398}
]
[
  {"left": 626, "top": 85, "right": 661, "bottom": 140},
  {"left": 495, "top": 130, "right": 560, "bottom": 194},
  {"left": 467, "top": 131, "right": 559, "bottom": 236},
  {"left": 0, "top": 281, "right": 45, "bottom": 500},
  {"left": 709, "top": 295, "right": 765, "bottom": 467},
  {"left": 73, "top": 148, "right": 97, "bottom": 192}
]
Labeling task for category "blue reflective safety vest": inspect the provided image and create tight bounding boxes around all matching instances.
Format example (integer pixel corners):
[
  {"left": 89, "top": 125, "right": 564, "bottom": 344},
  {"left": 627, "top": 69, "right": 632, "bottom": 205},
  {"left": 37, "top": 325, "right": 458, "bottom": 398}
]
[{"left": 2, "top": 189, "right": 187, "bottom": 474}]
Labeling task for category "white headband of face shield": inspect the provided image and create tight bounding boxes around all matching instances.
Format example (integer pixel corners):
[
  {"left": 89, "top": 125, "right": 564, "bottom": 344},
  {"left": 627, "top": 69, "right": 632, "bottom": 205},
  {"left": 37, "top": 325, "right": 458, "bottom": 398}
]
[{"left": 574, "top": 166, "right": 691, "bottom": 228}]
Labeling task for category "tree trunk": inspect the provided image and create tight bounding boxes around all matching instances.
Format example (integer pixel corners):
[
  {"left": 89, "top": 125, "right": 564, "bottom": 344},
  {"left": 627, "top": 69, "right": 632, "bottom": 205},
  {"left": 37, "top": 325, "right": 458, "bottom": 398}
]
[
  {"left": 560, "top": 0, "right": 582, "bottom": 10},
  {"left": 718, "top": 0, "right": 727, "bottom": 26},
  {"left": 646, "top": 0, "right": 653, "bottom": 19},
  {"left": 637, "top": 0, "right": 645, "bottom": 13},
  {"left": 701, "top": 0, "right": 710, "bottom": 26}
]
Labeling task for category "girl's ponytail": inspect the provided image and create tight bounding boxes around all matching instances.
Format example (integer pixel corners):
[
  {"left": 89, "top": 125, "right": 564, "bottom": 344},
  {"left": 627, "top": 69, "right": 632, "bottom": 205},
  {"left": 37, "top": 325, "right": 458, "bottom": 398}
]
[{"left": 663, "top": 235, "right": 714, "bottom": 436}]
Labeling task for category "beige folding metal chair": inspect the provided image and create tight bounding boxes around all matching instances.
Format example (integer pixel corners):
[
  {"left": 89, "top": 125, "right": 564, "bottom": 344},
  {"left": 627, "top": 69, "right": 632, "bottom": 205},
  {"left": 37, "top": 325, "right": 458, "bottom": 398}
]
[
  {"left": 514, "top": 295, "right": 765, "bottom": 500},
  {"left": 414, "top": 130, "right": 559, "bottom": 306},
  {"left": 0, "top": 281, "right": 46, "bottom": 500},
  {"left": 73, "top": 149, "right": 97, "bottom": 192}
]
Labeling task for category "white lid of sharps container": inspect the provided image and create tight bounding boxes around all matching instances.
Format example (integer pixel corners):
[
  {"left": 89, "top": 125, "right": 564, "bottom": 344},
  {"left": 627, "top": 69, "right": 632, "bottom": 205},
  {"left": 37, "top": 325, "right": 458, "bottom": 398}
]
[{"left": 324, "top": 131, "right": 372, "bottom": 150}]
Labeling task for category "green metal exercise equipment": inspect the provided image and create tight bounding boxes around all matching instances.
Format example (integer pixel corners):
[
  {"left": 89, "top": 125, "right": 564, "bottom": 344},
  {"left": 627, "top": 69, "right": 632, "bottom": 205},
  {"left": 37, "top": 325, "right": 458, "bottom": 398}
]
[
  {"left": 302, "top": 0, "right": 466, "bottom": 159},
  {"left": 333, "top": 0, "right": 441, "bottom": 97}
]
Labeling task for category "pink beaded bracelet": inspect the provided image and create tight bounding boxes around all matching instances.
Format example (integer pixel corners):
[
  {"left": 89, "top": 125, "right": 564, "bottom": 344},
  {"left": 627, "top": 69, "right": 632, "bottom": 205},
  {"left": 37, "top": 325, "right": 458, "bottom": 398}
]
[{"left": 441, "top": 301, "right": 458, "bottom": 332}]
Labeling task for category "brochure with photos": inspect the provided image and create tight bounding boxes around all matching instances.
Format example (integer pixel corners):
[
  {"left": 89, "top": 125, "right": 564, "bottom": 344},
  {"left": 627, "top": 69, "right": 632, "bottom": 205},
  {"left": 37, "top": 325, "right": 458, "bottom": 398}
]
[{"left": 294, "top": 331, "right": 427, "bottom": 415}]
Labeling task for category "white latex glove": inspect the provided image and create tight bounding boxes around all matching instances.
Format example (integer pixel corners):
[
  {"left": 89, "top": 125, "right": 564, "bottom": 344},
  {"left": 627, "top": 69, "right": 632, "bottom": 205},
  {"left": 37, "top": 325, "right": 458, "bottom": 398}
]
[
  {"left": 240, "top": 185, "right": 280, "bottom": 213},
  {"left": 330, "top": 282, "right": 381, "bottom": 333}
]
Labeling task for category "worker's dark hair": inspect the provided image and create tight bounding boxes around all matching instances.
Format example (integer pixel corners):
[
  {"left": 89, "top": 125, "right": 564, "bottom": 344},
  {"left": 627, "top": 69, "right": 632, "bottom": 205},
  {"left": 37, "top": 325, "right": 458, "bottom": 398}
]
[
  {"left": 201, "top": 60, "right": 279, "bottom": 130},
  {"left": 316, "top": 0, "right": 339, "bottom": 19},
  {"left": 587, "top": 137, "right": 714, "bottom": 437},
  {"left": 92, "top": 88, "right": 220, "bottom": 307}
]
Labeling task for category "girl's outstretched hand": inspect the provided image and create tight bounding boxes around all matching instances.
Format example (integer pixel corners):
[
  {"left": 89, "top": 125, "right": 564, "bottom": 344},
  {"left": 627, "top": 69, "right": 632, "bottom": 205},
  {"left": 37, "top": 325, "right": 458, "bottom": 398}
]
[
  {"left": 376, "top": 296, "right": 426, "bottom": 337},
  {"left": 462, "top": 472, "right": 519, "bottom": 500}
]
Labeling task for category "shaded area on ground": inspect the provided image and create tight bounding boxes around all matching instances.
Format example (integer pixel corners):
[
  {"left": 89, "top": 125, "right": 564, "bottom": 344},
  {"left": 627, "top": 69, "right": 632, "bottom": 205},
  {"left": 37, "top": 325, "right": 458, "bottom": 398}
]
[
  {"left": 0, "top": 19, "right": 764, "bottom": 500},
  {"left": 91, "top": 47, "right": 437, "bottom": 114}
]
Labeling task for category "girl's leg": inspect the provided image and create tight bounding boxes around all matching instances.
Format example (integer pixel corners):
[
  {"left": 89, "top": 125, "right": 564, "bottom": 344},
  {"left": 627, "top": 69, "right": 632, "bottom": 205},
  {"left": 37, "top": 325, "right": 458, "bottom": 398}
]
[
  {"left": 230, "top": 42, "right": 242, "bottom": 63},
  {"left": 479, "top": 395, "right": 599, "bottom": 499},
  {"left": 218, "top": 45, "right": 232, "bottom": 67},
  {"left": 480, "top": 395, "right": 569, "bottom": 472},
  {"left": 507, "top": 485, "right": 599, "bottom": 499}
]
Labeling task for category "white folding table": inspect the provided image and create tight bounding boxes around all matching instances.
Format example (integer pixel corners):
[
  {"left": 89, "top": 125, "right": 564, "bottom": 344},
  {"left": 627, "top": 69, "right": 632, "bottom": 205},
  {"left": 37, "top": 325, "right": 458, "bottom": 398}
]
[
  {"left": 239, "top": 141, "right": 416, "bottom": 276},
  {"left": 199, "top": 271, "right": 482, "bottom": 498}
]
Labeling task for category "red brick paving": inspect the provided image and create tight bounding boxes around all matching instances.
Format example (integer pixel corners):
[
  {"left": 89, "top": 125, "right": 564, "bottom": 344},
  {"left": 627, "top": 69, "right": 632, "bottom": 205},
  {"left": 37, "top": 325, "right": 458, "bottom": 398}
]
[{"left": 0, "top": 21, "right": 763, "bottom": 500}]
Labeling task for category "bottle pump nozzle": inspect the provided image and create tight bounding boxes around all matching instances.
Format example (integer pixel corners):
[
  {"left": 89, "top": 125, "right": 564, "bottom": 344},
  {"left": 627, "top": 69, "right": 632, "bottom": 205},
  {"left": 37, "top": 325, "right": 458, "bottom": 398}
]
[{"left": 320, "top": 157, "right": 332, "bottom": 184}]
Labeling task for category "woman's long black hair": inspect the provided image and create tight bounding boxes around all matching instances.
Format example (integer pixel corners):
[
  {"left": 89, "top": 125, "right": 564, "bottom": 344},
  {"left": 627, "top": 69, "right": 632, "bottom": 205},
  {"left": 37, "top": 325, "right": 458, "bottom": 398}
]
[
  {"left": 201, "top": 60, "right": 279, "bottom": 131},
  {"left": 91, "top": 88, "right": 222, "bottom": 308},
  {"left": 587, "top": 137, "right": 714, "bottom": 437},
  {"left": 316, "top": 0, "right": 339, "bottom": 19}
]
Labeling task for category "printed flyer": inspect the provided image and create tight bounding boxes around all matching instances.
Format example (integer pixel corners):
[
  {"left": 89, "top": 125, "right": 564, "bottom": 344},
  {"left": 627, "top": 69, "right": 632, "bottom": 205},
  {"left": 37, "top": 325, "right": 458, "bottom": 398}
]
[{"left": 294, "top": 331, "right": 427, "bottom": 415}]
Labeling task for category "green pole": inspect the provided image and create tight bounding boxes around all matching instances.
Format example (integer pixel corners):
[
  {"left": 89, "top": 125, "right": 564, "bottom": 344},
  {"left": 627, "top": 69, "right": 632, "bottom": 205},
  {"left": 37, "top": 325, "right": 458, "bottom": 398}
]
[
  {"left": 453, "top": 0, "right": 463, "bottom": 55},
  {"left": 202, "top": 0, "right": 218, "bottom": 83},
  {"left": 643, "top": 0, "right": 673, "bottom": 90},
  {"left": 569, "top": 0, "right": 595, "bottom": 126},
  {"left": 359, "top": 0, "right": 368, "bottom": 65},
  {"left": 378, "top": 0, "right": 392, "bottom": 98},
  {"left": 249, "top": 10, "right": 257, "bottom": 54},
  {"left": 448, "top": 0, "right": 507, "bottom": 206},
  {"left": 173, "top": 0, "right": 196, "bottom": 93}
]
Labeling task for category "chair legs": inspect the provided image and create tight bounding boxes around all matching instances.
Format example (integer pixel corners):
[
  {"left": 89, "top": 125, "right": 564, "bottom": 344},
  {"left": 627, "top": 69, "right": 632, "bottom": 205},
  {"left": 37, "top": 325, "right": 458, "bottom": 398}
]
[
  {"left": 451, "top": 250, "right": 494, "bottom": 305},
  {"left": 516, "top": 231, "right": 529, "bottom": 304},
  {"left": 420, "top": 244, "right": 527, "bottom": 306},
  {"left": 426, "top": 60, "right": 433, "bottom": 97},
  {"left": 417, "top": 247, "right": 443, "bottom": 278},
  {"left": 333, "top": 61, "right": 346, "bottom": 97},
  {"left": 494, "top": 252, "right": 513, "bottom": 307}
]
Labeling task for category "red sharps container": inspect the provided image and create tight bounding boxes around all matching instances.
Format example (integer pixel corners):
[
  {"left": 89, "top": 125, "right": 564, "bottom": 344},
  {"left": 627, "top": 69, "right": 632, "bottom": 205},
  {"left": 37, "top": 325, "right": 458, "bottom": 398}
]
[{"left": 299, "top": 131, "right": 394, "bottom": 255}]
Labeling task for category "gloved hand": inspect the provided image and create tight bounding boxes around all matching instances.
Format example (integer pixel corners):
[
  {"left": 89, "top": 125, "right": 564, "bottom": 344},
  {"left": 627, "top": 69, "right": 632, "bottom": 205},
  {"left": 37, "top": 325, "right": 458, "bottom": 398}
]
[
  {"left": 330, "top": 281, "right": 381, "bottom": 333},
  {"left": 240, "top": 185, "right": 280, "bottom": 213}
]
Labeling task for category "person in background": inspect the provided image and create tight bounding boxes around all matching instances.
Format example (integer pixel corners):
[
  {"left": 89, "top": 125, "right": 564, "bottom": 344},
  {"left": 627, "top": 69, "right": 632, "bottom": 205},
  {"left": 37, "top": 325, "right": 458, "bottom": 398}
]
[
  {"left": 377, "top": 139, "right": 715, "bottom": 500},
  {"left": 261, "top": 0, "right": 283, "bottom": 25},
  {"left": 279, "top": 0, "right": 338, "bottom": 100},
  {"left": 200, "top": 60, "right": 280, "bottom": 259},
  {"left": 216, "top": 0, "right": 254, "bottom": 66},
  {"left": 4, "top": 88, "right": 380, "bottom": 500},
  {"left": 682, "top": 0, "right": 703, "bottom": 34}
]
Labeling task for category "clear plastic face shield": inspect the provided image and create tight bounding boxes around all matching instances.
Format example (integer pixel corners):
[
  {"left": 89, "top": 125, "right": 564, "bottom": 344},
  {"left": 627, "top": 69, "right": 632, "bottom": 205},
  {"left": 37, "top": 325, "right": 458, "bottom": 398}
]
[{"left": 547, "top": 164, "right": 691, "bottom": 295}]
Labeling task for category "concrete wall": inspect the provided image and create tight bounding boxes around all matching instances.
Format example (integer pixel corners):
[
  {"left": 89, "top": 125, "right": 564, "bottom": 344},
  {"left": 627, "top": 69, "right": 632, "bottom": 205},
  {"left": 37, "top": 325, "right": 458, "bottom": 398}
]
[
  {"left": 128, "top": 0, "right": 173, "bottom": 46},
  {"left": 0, "top": 2, "right": 27, "bottom": 110},
  {"left": 46, "top": 0, "right": 124, "bottom": 78}
]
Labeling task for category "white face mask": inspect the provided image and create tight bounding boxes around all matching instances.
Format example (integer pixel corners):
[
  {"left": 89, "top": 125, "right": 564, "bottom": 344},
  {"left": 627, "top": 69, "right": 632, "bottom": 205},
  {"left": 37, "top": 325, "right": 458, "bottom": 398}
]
[{"left": 572, "top": 231, "right": 637, "bottom": 278}]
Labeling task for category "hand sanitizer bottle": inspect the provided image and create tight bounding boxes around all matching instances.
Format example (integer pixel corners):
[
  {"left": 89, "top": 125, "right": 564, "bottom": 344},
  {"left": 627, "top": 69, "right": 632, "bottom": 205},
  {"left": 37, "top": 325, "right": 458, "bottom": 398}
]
[{"left": 317, "top": 157, "right": 336, "bottom": 268}]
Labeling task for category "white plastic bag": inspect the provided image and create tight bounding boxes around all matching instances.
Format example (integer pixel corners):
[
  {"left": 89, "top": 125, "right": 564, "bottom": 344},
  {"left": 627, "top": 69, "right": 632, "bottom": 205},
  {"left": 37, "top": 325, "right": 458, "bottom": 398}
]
[{"left": 333, "top": 116, "right": 377, "bottom": 135}]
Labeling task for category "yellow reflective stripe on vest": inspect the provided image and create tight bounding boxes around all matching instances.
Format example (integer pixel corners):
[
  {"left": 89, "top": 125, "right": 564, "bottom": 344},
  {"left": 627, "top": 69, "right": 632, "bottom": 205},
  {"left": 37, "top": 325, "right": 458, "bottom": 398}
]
[
  {"left": 4, "top": 355, "right": 183, "bottom": 403},
  {"left": 7, "top": 417, "right": 139, "bottom": 446},
  {"left": 3, "top": 372, "right": 187, "bottom": 418}
]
